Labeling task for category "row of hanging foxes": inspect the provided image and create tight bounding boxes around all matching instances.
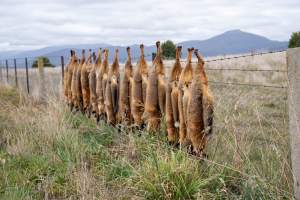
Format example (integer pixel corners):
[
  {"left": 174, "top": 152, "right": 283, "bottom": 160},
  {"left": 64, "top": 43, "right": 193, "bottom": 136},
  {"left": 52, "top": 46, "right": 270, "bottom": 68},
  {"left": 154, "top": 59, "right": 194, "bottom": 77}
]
[{"left": 63, "top": 41, "right": 213, "bottom": 157}]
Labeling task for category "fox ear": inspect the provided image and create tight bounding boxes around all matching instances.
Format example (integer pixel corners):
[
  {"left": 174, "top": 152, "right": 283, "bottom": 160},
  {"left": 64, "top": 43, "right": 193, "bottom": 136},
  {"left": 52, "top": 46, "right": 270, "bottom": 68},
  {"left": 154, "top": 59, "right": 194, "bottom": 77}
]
[{"left": 156, "top": 41, "right": 160, "bottom": 48}]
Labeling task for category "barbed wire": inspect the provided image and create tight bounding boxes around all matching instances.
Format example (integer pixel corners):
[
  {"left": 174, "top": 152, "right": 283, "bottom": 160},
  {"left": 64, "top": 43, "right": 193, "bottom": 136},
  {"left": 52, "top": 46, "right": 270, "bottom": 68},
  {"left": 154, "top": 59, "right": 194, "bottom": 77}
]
[
  {"left": 205, "top": 68, "right": 287, "bottom": 72},
  {"left": 193, "top": 49, "right": 285, "bottom": 63},
  {"left": 0, "top": 49, "right": 286, "bottom": 63},
  {"left": 209, "top": 80, "right": 287, "bottom": 89},
  {"left": 0, "top": 49, "right": 288, "bottom": 90}
]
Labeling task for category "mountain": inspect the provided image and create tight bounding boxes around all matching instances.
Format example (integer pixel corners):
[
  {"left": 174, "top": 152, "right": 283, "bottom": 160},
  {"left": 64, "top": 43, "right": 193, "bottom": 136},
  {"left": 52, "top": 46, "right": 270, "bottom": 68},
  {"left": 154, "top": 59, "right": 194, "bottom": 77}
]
[
  {"left": 178, "top": 29, "right": 288, "bottom": 57},
  {"left": 0, "top": 30, "right": 288, "bottom": 67}
]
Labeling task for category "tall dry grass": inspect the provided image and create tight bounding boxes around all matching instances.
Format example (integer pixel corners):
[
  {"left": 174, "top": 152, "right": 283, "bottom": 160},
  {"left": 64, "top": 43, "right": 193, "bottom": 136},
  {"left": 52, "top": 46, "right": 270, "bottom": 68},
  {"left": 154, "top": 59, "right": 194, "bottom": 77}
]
[{"left": 0, "top": 52, "right": 292, "bottom": 199}]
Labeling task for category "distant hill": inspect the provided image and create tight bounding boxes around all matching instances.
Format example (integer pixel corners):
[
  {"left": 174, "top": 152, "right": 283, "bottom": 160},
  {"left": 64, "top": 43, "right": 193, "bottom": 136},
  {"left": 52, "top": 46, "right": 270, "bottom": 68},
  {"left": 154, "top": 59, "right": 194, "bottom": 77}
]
[
  {"left": 0, "top": 29, "right": 288, "bottom": 67},
  {"left": 178, "top": 29, "right": 288, "bottom": 57}
]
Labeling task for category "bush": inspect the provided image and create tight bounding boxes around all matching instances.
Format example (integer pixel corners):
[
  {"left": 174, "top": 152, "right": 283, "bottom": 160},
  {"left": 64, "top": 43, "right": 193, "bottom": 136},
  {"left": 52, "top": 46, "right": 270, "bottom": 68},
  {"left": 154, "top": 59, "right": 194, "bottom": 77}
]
[
  {"left": 288, "top": 32, "right": 300, "bottom": 48},
  {"left": 162, "top": 40, "right": 176, "bottom": 59},
  {"left": 32, "top": 56, "right": 55, "bottom": 68}
]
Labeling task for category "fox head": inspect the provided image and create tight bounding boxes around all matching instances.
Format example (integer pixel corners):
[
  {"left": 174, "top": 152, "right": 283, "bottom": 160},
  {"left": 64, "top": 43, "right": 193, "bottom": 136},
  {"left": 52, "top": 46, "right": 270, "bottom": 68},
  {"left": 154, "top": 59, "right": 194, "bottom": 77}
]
[
  {"left": 187, "top": 47, "right": 194, "bottom": 63},
  {"left": 95, "top": 48, "right": 102, "bottom": 66},
  {"left": 80, "top": 49, "right": 86, "bottom": 65},
  {"left": 170, "top": 46, "right": 182, "bottom": 83}
]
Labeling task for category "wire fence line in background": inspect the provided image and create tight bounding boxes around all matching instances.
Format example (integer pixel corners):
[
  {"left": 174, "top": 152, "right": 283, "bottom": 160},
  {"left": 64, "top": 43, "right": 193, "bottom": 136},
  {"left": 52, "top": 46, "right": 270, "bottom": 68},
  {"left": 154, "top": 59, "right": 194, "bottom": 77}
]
[
  {"left": 209, "top": 81, "right": 287, "bottom": 89},
  {"left": 0, "top": 49, "right": 288, "bottom": 96}
]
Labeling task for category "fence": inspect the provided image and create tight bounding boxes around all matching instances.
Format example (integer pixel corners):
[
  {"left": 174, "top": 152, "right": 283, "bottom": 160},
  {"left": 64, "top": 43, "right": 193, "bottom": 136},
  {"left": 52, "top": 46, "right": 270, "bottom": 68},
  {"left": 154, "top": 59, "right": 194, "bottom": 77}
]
[{"left": 0, "top": 49, "right": 297, "bottom": 197}]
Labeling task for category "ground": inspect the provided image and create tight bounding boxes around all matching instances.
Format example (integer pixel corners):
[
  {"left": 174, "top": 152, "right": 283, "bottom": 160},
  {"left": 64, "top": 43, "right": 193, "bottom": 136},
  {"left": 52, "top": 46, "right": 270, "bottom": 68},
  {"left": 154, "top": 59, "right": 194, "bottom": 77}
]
[{"left": 0, "top": 52, "right": 292, "bottom": 199}]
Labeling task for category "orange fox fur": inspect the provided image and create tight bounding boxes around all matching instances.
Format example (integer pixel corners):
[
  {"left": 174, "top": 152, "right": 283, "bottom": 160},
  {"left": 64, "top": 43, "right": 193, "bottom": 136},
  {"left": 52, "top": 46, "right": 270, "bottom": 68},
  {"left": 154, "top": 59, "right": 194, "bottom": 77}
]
[
  {"left": 63, "top": 50, "right": 72, "bottom": 103},
  {"left": 81, "top": 49, "right": 92, "bottom": 113},
  {"left": 89, "top": 51, "right": 99, "bottom": 115},
  {"left": 96, "top": 49, "right": 109, "bottom": 120},
  {"left": 66, "top": 50, "right": 76, "bottom": 106},
  {"left": 187, "top": 49, "right": 213, "bottom": 156},
  {"left": 178, "top": 48, "right": 194, "bottom": 146},
  {"left": 70, "top": 51, "right": 80, "bottom": 110},
  {"left": 144, "top": 41, "right": 165, "bottom": 133},
  {"left": 166, "top": 46, "right": 182, "bottom": 144},
  {"left": 75, "top": 50, "right": 85, "bottom": 112},
  {"left": 105, "top": 49, "right": 120, "bottom": 125},
  {"left": 132, "top": 44, "right": 148, "bottom": 128},
  {"left": 119, "top": 47, "right": 133, "bottom": 125}
]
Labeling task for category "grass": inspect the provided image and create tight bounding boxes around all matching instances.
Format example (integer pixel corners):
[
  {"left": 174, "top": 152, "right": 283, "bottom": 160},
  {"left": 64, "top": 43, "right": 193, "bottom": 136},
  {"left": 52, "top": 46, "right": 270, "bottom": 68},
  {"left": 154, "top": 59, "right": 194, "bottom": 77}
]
[{"left": 0, "top": 73, "right": 292, "bottom": 200}]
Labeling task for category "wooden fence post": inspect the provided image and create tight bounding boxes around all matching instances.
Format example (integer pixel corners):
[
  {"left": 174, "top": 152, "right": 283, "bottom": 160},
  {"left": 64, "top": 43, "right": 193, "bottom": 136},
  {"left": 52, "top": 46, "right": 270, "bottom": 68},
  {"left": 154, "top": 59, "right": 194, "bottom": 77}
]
[
  {"left": 61, "top": 56, "right": 65, "bottom": 86},
  {"left": 38, "top": 57, "right": 46, "bottom": 102},
  {"left": 5, "top": 60, "right": 8, "bottom": 83},
  {"left": 25, "top": 58, "right": 30, "bottom": 94},
  {"left": 287, "top": 47, "right": 300, "bottom": 200},
  {"left": 14, "top": 58, "right": 18, "bottom": 87}
]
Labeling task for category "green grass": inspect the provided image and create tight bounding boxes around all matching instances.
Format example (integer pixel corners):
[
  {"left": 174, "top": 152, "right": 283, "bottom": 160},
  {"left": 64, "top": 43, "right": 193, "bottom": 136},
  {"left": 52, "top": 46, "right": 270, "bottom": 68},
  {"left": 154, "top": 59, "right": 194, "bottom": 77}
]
[{"left": 0, "top": 84, "right": 293, "bottom": 199}]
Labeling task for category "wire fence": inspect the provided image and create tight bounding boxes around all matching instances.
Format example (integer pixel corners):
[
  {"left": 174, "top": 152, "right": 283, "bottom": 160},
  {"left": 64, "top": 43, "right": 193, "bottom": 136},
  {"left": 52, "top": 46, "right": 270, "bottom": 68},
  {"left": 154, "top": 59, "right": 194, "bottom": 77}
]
[{"left": 0, "top": 49, "right": 288, "bottom": 96}]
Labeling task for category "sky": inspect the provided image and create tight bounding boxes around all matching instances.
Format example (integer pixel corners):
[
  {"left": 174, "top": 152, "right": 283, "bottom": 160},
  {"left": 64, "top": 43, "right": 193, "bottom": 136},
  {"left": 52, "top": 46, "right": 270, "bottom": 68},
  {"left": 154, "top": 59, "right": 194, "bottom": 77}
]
[{"left": 0, "top": 0, "right": 299, "bottom": 51}]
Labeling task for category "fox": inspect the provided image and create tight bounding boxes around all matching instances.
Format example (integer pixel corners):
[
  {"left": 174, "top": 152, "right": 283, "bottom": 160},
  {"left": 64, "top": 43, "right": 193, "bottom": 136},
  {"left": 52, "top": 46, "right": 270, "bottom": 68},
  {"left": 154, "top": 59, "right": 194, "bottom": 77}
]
[
  {"left": 96, "top": 49, "right": 109, "bottom": 121},
  {"left": 166, "top": 46, "right": 182, "bottom": 145},
  {"left": 77, "top": 50, "right": 86, "bottom": 113},
  {"left": 105, "top": 49, "right": 120, "bottom": 125},
  {"left": 131, "top": 44, "right": 148, "bottom": 129},
  {"left": 66, "top": 50, "right": 77, "bottom": 109},
  {"left": 144, "top": 41, "right": 165, "bottom": 133},
  {"left": 178, "top": 47, "right": 194, "bottom": 146},
  {"left": 119, "top": 47, "right": 133, "bottom": 125},
  {"left": 187, "top": 49, "right": 213, "bottom": 157},
  {"left": 89, "top": 51, "right": 99, "bottom": 117},
  {"left": 81, "top": 49, "right": 93, "bottom": 115},
  {"left": 63, "top": 50, "right": 72, "bottom": 104}
]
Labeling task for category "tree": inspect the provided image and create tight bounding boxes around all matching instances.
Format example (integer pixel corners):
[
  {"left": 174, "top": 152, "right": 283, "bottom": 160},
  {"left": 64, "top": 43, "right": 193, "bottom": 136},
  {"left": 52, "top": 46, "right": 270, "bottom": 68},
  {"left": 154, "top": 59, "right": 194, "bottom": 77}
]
[
  {"left": 161, "top": 40, "right": 176, "bottom": 59},
  {"left": 32, "top": 56, "right": 55, "bottom": 68},
  {"left": 288, "top": 32, "right": 300, "bottom": 48}
]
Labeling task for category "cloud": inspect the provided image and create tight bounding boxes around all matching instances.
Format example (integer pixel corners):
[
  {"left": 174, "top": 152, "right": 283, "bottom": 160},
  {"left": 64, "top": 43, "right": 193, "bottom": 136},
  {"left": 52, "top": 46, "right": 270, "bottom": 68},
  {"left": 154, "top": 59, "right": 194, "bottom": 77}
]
[{"left": 0, "top": 0, "right": 299, "bottom": 51}]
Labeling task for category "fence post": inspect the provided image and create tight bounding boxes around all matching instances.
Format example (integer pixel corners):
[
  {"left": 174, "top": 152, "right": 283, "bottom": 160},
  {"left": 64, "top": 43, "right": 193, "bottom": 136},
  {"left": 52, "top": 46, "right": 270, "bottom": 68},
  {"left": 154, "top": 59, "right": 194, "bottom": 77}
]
[
  {"left": 287, "top": 47, "right": 300, "bottom": 200},
  {"left": 14, "top": 58, "right": 18, "bottom": 87},
  {"left": 61, "top": 56, "right": 64, "bottom": 86},
  {"left": 6, "top": 60, "right": 8, "bottom": 83},
  {"left": 38, "top": 57, "right": 46, "bottom": 102},
  {"left": 25, "top": 58, "right": 30, "bottom": 94}
]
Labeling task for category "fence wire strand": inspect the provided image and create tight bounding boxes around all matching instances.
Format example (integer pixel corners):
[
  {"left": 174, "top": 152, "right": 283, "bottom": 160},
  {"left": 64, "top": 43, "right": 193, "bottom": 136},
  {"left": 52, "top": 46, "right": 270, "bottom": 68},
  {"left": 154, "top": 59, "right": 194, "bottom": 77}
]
[{"left": 0, "top": 49, "right": 287, "bottom": 91}]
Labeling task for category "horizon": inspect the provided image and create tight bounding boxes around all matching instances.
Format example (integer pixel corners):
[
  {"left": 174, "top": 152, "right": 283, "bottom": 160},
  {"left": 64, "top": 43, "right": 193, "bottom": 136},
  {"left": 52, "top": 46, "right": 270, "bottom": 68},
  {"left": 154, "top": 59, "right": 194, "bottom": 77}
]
[
  {"left": 1, "top": 0, "right": 299, "bottom": 52},
  {"left": 0, "top": 29, "right": 289, "bottom": 54}
]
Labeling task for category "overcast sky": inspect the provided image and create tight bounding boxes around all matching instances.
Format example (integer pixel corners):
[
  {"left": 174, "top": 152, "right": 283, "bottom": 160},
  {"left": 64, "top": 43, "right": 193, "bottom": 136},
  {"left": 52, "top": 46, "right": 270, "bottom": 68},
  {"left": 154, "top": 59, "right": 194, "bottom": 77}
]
[{"left": 0, "top": 0, "right": 299, "bottom": 51}]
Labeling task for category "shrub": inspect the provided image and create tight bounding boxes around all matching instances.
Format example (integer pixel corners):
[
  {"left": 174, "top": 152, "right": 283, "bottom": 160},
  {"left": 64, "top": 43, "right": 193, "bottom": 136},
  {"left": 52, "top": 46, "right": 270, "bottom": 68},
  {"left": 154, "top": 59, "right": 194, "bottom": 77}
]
[
  {"left": 162, "top": 40, "right": 176, "bottom": 59},
  {"left": 32, "top": 56, "right": 55, "bottom": 68},
  {"left": 288, "top": 31, "right": 300, "bottom": 48}
]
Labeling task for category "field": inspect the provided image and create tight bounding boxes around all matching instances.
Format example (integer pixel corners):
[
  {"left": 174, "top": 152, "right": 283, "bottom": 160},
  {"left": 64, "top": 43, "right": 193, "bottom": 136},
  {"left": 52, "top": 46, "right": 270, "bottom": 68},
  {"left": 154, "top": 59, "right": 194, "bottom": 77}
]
[{"left": 0, "top": 52, "right": 292, "bottom": 199}]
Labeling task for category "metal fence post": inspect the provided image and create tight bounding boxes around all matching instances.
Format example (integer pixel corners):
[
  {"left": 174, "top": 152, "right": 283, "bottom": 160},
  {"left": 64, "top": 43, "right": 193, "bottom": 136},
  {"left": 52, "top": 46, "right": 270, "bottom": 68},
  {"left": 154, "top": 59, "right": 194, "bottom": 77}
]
[
  {"left": 5, "top": 60, "right": 8, "bottom": 83},
  {"left": 61, "top": 56, "right": 64, "bottom": 86},
  {"left": 14, "top": 58, "right": 18, "bottom": 87},
  {"left": 287, "top": 47, "right": 300, "bottom": 200},
  {"left": 25, "top": 58, "right": 30, "bottom": 94}
]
